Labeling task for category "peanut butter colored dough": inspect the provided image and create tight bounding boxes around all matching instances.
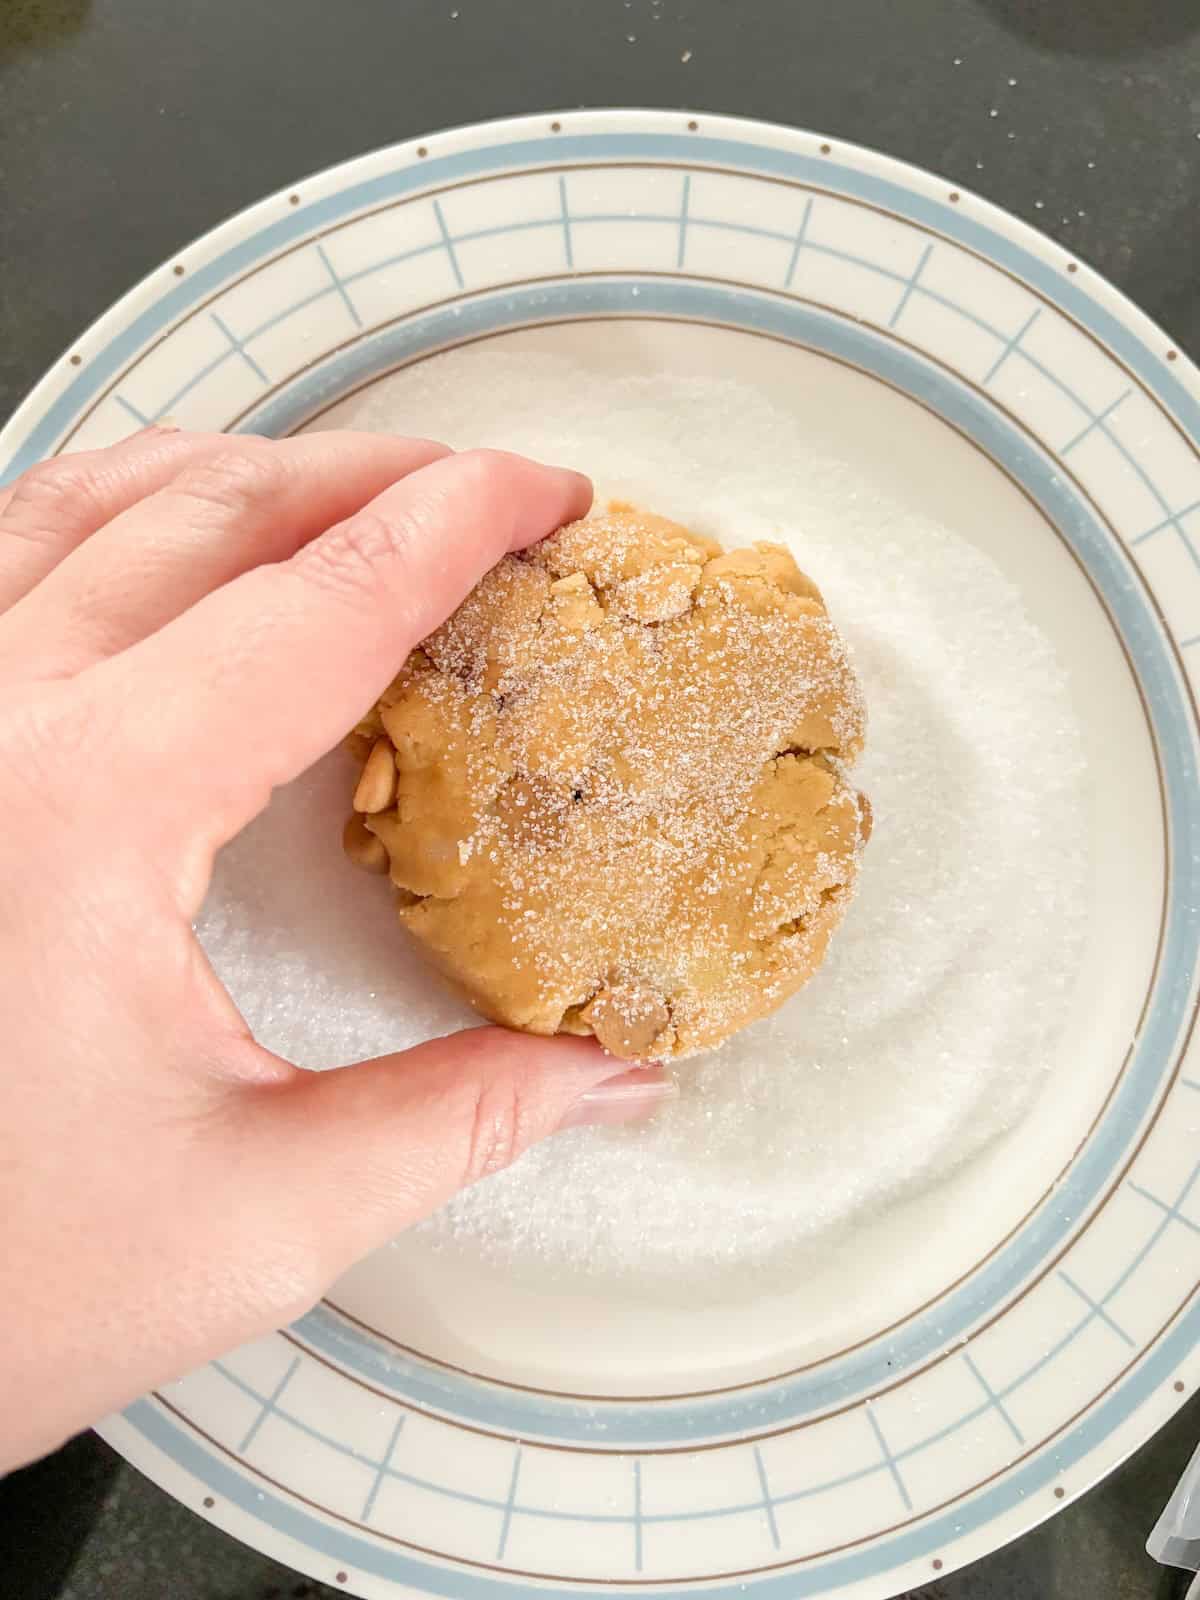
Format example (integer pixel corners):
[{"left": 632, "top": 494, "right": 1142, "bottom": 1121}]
[{"left": 344, "top": 504, "right": 870, "bottom": 1059}]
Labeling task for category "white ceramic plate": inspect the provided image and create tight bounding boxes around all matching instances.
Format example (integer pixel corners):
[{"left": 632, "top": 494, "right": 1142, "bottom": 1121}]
[{"left": 4, "top": 109, "right": 1200, "bottom": 1600}]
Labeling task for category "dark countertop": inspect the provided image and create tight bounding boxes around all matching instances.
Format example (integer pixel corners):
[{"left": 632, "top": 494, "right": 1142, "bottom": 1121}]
[{"left": 2, "top": 1, "right": 1200, "bottom": 1595}]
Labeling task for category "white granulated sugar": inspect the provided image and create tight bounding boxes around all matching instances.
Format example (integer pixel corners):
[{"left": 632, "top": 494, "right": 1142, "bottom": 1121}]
[{"left": 197, "top": 349, "right": 1088, "bottom": 1298}]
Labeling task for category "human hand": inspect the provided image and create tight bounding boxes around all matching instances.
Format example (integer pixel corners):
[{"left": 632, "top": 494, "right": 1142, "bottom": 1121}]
[{"left": 0, "top": 427, "right": 675, "bottom": 1471}]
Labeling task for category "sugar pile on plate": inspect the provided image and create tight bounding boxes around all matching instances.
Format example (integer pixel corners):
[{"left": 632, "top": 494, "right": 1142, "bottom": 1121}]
[{"left": 196, "top": 349, "right": 1088, "bottom": 1295}]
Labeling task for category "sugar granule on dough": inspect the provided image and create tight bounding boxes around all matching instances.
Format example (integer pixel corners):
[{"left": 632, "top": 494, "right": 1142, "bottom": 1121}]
[{"left": 347, "top": 504, "right": 870, "bottom": 1060}]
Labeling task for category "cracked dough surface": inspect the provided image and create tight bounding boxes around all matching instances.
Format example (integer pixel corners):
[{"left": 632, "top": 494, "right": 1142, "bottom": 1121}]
[{"left": 345, "top": 504, "right": 869, "bottom": 1059}]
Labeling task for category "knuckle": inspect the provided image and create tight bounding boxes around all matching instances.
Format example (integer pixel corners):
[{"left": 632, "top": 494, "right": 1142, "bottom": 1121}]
[
  {"left": 288, "top": 447, "right": 529, "bottom": 606},
  {"left": 462, "top": 1062, "right": 526, "bottom": 1185},
  {"left": 450, "top": 447, "right": 521, "bottom": 504},
  {"left": 294, "top": 507, "right": 417, "bottom": 600},
  {"left": 11, "top": 455, "right": 94, "bottom": 504},
  {"left": 0, "top": 681, "right": 106, "bottom": 821},
  {"left": 3, "top": 456, "right": 103, "bottom": 537},
  {"left": 168, "top": 445, "right": 280, "bottom": 526},
  {"left": 214, "top": 1229, "right": 328, "bottom": 1327},
  {"left": 0, "top": 680, "right": 85, "bottom": 756},
  {"left": 265, "top": 1251, "right": 329, "bottom": 1324}
]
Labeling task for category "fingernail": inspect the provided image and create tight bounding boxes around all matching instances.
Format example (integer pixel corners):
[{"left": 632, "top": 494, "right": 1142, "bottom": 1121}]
[{"left": 558, "top": 1066, "right": 678, "bottom": 1131}]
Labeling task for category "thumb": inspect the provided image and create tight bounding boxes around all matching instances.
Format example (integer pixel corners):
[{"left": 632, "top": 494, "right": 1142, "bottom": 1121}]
[{"left": 247, "top": 1027, "right": 676, "bottom": 1271}]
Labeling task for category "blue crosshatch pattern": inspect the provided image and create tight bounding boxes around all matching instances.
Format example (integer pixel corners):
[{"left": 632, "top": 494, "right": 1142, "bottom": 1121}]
[
  {"left": 962, "top": 1352, "right": 1025, "bottom": 1444},
  {"left": 753, "top": 1446, "right": 781, "bottom": 1550},
  {"left": 211, "top": 310, "right": 270, "bottom": 384},
  {"left": 3, "top": 123, "right": 1197, "bottom": 1593},
  {"left": 23, "top": 168, "right": 1197, "bottom": 572},
  {"left": 316, "top": 243, "right": 364, "bottom": 329},
  {"left": 236, "top": 1354, "right": 301, "bottom": 1454},
  {"left": 1058, "top": 1272, "right": 1135, "bottom": 1349},
  {"left": 158, "top": 1146, "right": 1200, "bottom": 1585},
  {"left": 887, "top": 241, "right": 933, "bottom": 329},
  {"left": 113, "top": 391, "right": 150, "bottom": 428},
  {"left": 785, "top": 196, "right": 813, "bottom": 287},
  {"left": 158, "top": 1156, "right": 1200, "bottom": 1581}
]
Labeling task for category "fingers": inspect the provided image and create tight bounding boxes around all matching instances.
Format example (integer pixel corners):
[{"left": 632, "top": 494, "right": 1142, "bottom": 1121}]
[
  {"left": 94, "top": 448, "right": 591, "bottom": 896},
  {"left": 236, "top": 1029, "right": 676, "bottom": 1272},
  {"left": 0, "top": 427, "right": 243, "bottom": 619},
  {"left": 1, "top": 432, "right": 450, "bottom": 681}
]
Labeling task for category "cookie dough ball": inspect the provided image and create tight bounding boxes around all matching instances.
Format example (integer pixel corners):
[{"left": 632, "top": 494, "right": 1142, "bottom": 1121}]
[{"left": 344, "top": 503, "right": 869, "bottom": 1059}]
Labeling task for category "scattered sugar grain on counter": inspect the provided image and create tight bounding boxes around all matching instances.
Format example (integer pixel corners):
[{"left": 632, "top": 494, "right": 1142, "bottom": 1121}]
[{"left": 200, "top": 352, "right": 1089, "bottom": 1299}]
